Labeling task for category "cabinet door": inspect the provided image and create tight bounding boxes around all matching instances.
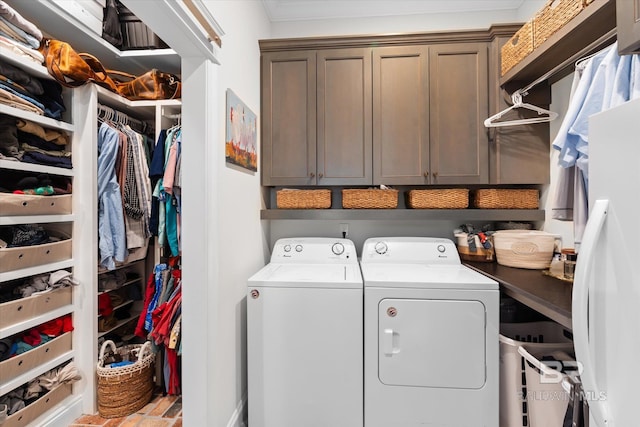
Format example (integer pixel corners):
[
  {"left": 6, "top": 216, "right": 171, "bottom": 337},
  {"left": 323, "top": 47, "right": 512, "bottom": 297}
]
[
  {"left": 617, "top": 0, "right": 640, "bottom": 54},
  {"left": 429, "top": 43, "right": 489, "bottom": 185},
  {"left": 262, "top": 51, "right": 317, "bottom": 186},
  {"left": 373, "top": 46, "right": 429, "bottom": 185},
  {"left": 317, "top": 48, "right": 372, "bottom": 185}
]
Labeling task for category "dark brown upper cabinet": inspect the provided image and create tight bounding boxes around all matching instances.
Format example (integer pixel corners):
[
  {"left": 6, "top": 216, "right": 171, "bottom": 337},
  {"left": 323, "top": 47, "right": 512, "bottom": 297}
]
[
  {"left": 262, "top": 48, "right": 371, "bottom": 186},
  {"left": 317, "top": 48, "right": 372, "bottom": 185},
  {"left": 372, "top": 46, "right": 430, "bottom": 185},
  {"left": 260, "top": 24, "right": 546, "bottom": 187},
  {"left": 617, "top": 0, "right": 640, "bottom": 54},
  {"left": 429, "top": 43, "right": 489, "bottom": 185},
  {"left": 261, "top": 50, "right": 316, "bottom": 186}
]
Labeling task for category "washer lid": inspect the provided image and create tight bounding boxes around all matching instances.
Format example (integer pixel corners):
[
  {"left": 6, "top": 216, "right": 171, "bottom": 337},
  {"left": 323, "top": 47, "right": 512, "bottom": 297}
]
[
  {"left": 248, "top": 263, "right": 363, "bottom": 288},
  {"left": 361, "top": 263, "right": 498, "bottom": 290}
]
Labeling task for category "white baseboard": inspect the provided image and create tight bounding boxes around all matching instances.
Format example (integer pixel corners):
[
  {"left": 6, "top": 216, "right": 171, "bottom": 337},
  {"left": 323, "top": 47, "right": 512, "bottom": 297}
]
[
  {"left": 226, "top": 392, "right": 248, "bottom": 427},
  {"left": 38, "top": 395, "right": 83, "bottom": 427}
]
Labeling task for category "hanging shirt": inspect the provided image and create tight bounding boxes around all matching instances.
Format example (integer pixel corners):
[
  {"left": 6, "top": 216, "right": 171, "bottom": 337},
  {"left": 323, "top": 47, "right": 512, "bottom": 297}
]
[{"left": 97, "top": 122, "right": 127, "bottom": 270}]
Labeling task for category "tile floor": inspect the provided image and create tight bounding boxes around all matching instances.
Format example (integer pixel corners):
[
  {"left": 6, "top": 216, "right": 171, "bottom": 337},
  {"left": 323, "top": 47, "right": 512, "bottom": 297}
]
[{"left": 70, "top": 393, "right": 182, "bottom": 427}]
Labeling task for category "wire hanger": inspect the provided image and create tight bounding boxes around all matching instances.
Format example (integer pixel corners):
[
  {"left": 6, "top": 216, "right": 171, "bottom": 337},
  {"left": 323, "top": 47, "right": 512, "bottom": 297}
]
[{"left": 483, "top": 90, "right": 558, "bottom": 128}]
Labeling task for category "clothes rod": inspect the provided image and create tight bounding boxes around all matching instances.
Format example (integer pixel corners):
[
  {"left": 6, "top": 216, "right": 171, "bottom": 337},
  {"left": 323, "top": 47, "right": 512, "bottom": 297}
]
[{"left": 518, "top": 28, "right": 617, "bottom": 96}]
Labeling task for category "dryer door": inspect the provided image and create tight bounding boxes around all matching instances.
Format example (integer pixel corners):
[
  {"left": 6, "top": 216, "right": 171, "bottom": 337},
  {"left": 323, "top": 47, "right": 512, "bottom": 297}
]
[{"left": 378, "top": 298, "right": 486, "bottom": 389}]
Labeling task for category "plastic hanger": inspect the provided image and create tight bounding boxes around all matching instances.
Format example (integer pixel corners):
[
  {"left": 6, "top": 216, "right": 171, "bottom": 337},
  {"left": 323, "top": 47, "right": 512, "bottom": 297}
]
[{"left": 484, "top": 90, "right": 558, "bottom": 128}]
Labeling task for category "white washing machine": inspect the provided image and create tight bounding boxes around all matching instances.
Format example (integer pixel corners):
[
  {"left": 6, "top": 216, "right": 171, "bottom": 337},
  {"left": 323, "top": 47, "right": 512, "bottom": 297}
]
[
  {"left": 360, "top": 237, "right": 499, "bottom": 427},
  {"left": 247, "top": 237, "right": 363, "bottom": 427}
]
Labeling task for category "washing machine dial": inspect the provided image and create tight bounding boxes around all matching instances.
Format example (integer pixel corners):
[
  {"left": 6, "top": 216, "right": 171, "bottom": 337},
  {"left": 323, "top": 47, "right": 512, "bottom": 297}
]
[
  {"left": 375, "top": 241, "right": 388, "bottom": 255},
  {"left": 437, "top": 244, "right": 446, "bottom": 253},
  {"left": 332, "top": 242, "right": 345, "bottom": 255},
  {"left": 283, "top": 244, "right": 292, "bottom": 252},
  {"left": 295, "top": 244, "right": 303, "bottom": 252}
]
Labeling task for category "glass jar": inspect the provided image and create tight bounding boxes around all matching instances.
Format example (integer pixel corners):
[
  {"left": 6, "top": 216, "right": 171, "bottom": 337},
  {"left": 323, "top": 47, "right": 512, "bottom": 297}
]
[{"left": 564, "top": 252, "right": 577, "bottom": 280}]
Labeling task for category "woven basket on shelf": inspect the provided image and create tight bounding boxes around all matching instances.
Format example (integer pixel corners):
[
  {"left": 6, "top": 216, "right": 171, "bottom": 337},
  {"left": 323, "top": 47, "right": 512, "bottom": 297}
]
[
  {"left": 501, "top": 20, "right": 534, "bottom": 76},
  {"left": 276, "top": 189, "right": 331, "bottom": 209},
  {"left": 533, "top": 0, "right": 585, "bottom": 48},
  {"left": 473, "top": 189, "right": 539, "bottom": 209},
  {"left": 342, "top": 189, "right": 398, "bottom": 209},
  {"left": 407, "top": 189, "right": 469, "bottom": 209},
  {"left": 97, "top": 340, "right": 155, "bottom": 418}
]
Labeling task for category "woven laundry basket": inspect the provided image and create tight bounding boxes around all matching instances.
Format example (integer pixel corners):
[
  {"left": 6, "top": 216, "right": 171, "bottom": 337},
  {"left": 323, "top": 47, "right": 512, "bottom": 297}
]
[
  {"left": 342, "top": 189, "right": 398, "bottom": 209},
  {"left": 533, "top": 0, "right": 585, "bottom": 47},
  {"left": 501, "top": 20, "right": 534, "bottom": 76},
  {"left": 407, "top": 189, "right": 469, "bottom": 209},
  {"left": 276, "top": 189, "right": 331, "bottom": 209},
  {"left": 473, "top": 189, "right": 539, "bottom": 209},
  {"left": 97, "top": 340, "right": 155, "bottom": 418}
]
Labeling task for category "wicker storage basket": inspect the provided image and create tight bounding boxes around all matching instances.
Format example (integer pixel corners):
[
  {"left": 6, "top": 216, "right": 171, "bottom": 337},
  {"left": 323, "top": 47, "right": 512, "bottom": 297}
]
[
  {"left": 533, "top": 0, "right": 585, "bottom": 48},
  {"left": 97, "top": 340, "right": 155, "bottom": 418},
  {"left": 473, "top": 189, "right": 539, "bottom": 209},
  {"left": 407, "top": 189, "right": 469, "bottom": 209},
  {"left": 501, "top": 20, "right": 534, "bottom": 76},
  {"left": 276, "top": 189, "right": 331, "bottom": 209},
  {"left": 342, "top": 189, "right": 398, "bottom": 209}
]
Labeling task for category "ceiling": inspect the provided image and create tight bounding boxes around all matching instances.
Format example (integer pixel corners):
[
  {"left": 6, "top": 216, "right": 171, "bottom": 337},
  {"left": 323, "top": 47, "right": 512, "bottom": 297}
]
[{"left": 261, "top": 0, "right": 527, "bottom": 22}]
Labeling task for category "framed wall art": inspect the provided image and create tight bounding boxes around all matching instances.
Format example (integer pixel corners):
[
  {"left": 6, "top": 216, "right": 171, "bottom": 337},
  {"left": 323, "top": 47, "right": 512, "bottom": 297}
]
[{"left": 225, "top": 89, "right": 257, "bottom": 172}]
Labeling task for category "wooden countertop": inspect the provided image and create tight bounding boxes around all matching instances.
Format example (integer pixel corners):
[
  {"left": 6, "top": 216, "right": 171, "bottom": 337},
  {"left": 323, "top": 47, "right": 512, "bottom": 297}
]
[{"left": 465, "top": 261, "right": 573, "bottom": 330}]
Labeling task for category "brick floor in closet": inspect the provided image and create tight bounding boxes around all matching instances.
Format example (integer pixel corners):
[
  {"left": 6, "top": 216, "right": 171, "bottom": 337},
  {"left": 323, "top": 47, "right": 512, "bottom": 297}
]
[{"left": 70, "top": 393, "right": 182, "bottom": 427}]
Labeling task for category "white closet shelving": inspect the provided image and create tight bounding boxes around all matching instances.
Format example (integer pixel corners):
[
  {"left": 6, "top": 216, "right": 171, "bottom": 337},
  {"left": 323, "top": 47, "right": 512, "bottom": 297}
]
[
  {"left": 0, "top": 46, "right": 85, "bottom": 427},
  {"left": 0, "top": 2, "right": 183, "bottom": 423}
]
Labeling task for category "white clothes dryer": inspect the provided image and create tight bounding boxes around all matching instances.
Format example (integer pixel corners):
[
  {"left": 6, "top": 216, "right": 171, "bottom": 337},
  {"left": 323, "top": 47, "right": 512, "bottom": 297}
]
[
  {"left": 360, "top": 237, "right": 499, "bottom": 427},
  {"left": 247, "top": 237, "right": 363, "bottom": 427}
]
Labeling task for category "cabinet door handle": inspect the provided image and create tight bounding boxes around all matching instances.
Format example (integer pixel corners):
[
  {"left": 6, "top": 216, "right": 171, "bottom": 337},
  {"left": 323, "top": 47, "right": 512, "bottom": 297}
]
[
  {"left": 309, "top": 172, "right": 315, "bottom": 178},
  {"left": 318, "top": 173, "right": 324, "bottom": 179},
  {"left": 423, "top": 171, "right": 429, "bottom": 178},
  {"left": 432, "top": 171, "right": 439, "bottom": 179}
]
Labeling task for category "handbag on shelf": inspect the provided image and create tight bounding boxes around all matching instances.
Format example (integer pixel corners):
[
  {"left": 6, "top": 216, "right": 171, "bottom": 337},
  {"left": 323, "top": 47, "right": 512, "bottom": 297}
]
[
  {"left": 108, "top": 69, "right": 181, "bottom": 101},
  {"left": 38, "top": 38, "right": 119, "bottom": 93}
]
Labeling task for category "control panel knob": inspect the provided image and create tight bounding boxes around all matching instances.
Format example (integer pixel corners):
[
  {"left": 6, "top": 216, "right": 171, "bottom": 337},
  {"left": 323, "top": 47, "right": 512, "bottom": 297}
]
[
  {"left": 437, "top": 244, "right": 446, "bottom": 253},
  {"left": 375, "top": 241, "right": 388, "bottom": 255},
  {"left": 332, "top": 242, "right": 345, "bottom": 255},
  {"left": 283, "top": 244, "right": 292, "bottom": 252},
  {"left": 295, "top": 244, "right": 303, "bottom": 252}
]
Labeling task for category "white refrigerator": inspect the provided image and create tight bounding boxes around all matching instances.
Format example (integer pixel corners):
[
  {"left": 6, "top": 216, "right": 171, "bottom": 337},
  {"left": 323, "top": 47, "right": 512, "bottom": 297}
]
[{"left": 574, "top": 96, "right": 640, "bottom": 426}]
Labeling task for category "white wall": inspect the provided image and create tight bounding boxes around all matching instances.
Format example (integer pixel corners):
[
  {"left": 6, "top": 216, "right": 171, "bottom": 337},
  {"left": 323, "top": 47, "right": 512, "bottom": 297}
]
[
  {"left": 203, "top": 1, "right": 271, "bottom": 426},
  {"left": 270, "top": 1, "right": 547, "bottom": 38}
]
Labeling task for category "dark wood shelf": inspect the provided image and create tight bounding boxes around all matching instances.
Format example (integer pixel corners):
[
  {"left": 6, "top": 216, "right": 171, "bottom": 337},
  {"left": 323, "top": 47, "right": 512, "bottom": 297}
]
[
  {"left": 500, "top": 0, "right": 616, "bottom": 87},
  {"left": 466, "top": 261, "right": 572, "bottom": 330},
  {"left": 261, "top": 209, "right": 545, "bottom": 221}
]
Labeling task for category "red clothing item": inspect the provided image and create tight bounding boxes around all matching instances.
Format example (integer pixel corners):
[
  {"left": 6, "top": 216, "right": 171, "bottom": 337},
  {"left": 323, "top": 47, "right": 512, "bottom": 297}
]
[
  {"left": 151, "top": 292, "right": 181, "bottom": 346},
  {"left": 98, "top": 293, "right": 113, "bottom": 316},
  {"left": 38, "top": 314, "right": 73, "bottom": 337},
  {"left": 135, "top": 272, "right": 156, "bottom": 338}
]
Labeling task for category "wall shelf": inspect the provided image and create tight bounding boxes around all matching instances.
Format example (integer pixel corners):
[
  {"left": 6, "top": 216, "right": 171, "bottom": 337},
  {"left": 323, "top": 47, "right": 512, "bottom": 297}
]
[
  {"left": 261, "top": 209, "right": 545, "bottom": 221},
  {"left": 500, "top": 0, "right": 616, "bottom": 87}
]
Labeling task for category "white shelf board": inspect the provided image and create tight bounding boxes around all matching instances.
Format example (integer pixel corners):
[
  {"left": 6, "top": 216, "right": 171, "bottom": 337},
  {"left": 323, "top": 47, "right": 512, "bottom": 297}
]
[
  {"left": 0, "top": 304, "right": 74, "bottom": 339},
  {"left": 97, "top": 258, "right": 144, "bottom": 275},
  {"left": 0, "top": 214, "right": 75, "bottom": 225},
  {"left": 98, "top": 277, "right": 142, "bottom": 296},
  {"left": 0, "top": 105, "right": 74, "bottom": 132},
  {"left": 96, "top": 86, "right": 182, "bottom": 121},
  {"left": 97, "top": 300, "right": 134, "bottom": 317},
  {"left": 9, "top": 1, "right": 180, "bottom": 76},
  {"left": 97, "top": 314, "right": 138, "bottom": 338},
  {"left": 0, "top": 46, "right": 51, "bottom": 80},
  {"left": 0, "top": 350, "right": 73, "bottom": 395},
  {"left": 0, "top": 259, "right": 75, "bottom": 283},
  {"left": 0, "top": 159, "right": 74, "bottom": 177}
]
